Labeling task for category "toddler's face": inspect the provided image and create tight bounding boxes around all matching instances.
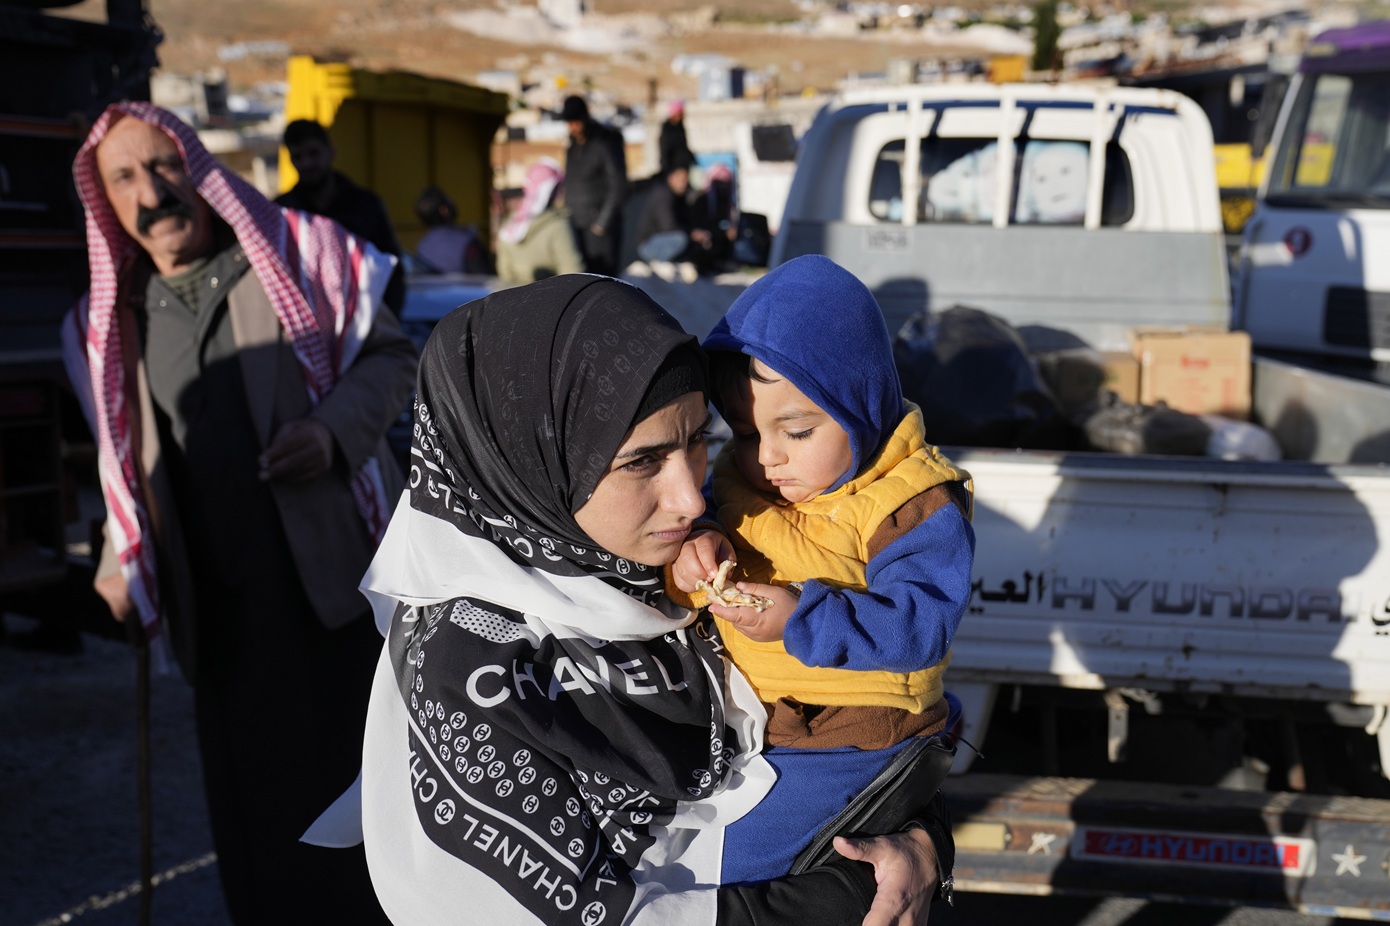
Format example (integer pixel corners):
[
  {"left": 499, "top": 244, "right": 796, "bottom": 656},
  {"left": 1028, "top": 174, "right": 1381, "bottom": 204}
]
[{"left": 721, "top": 359, "right": 853, "bottom": 504}]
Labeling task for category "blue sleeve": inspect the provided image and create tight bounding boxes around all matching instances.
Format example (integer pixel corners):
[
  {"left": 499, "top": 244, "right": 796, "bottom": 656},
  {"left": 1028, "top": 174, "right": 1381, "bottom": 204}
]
[{"left": 782, "top": 504, "right": 975, "bottom": 673}]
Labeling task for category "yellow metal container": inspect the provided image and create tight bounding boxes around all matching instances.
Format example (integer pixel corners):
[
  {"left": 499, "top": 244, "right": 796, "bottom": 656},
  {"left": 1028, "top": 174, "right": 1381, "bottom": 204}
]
[
  {"left": 280, "top": 55, "right": 510, "bottom": 251},
  {"left": 987, "top": 56, "right": 1028, "bottom": 84}
]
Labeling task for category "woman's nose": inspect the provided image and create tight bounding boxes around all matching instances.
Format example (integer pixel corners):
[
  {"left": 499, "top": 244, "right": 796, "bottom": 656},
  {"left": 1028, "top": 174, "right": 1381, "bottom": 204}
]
[{"left": 665, "top": 451, "right": 706, "bottom": 518}]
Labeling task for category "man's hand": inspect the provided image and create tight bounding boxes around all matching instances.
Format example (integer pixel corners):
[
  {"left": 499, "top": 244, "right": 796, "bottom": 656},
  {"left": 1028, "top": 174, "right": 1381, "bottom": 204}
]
[
  {"left": 95, "top": 572, "right": 134, "bottom": 623},
  {"left": 259, "top": 418, "right": 335, "bottom": 482},
  {"left": 672, "top": 530, "right": 734, "bottom": 593},
  {"left": 590, "top": 223, "right": 607, "bottom": 237},
  {"left": 709, "top": 582, "right": 796, "bottom": 642},
  {"left": 834, "top": 829, "right": 939, "bottom": 926}
]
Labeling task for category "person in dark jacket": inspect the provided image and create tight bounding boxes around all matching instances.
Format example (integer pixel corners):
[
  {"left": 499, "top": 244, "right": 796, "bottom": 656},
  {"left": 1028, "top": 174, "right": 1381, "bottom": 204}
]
[
  {"left": 659, "top": 99, "right": 695, "bottom": 177},
  {"left": 276, "top": 119, "right": 406, "bottom": 312},
  {"left": 560, "top": 95, "right": 627, "bottom": 276}
]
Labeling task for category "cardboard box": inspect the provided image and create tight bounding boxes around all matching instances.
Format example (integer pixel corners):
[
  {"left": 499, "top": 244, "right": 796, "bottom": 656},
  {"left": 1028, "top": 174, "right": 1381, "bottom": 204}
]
[{"left": 1129, "top": 327, "right": 1251, "bottom": 420}]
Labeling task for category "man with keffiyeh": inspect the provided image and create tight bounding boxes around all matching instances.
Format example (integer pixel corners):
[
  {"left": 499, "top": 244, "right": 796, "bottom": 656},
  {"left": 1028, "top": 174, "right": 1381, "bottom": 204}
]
[{"left": 62, "top": 102, "right": 416, "bottom": 925}]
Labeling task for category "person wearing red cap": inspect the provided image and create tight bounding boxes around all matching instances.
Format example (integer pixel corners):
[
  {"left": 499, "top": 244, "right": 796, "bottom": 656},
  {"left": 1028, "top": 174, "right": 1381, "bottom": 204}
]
[{"left": 659, "top": 98, "right": 696, "bottom": 178}]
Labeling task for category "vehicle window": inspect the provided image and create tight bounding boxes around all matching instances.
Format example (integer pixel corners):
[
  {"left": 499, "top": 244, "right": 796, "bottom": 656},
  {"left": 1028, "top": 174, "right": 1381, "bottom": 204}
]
[
  {"left": 1099, "top": 141, "right": 1135, "bottom": 227},
  {"left": 921, "top": 138, "right": 1001, "bottom": 224},
  {"left": 1013, "top": 140, "right": 1088, "bottom": 224},
  {"left": 867, "top": 135, "right": 1134, "bottom": 226},
  {"left": 868, "top": 140, "right": 905, "bottom": 221},
  {"left": 1269, "top": 71, "right": 1390, "bottom": 201},
  {"left": 751, "top": 124, "right": 798, "bottom": 162}
]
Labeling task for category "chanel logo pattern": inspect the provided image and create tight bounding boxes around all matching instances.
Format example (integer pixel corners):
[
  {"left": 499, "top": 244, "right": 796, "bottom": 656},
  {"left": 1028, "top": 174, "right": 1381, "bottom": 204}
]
[{"left": 450, "top": 599, "right": 525, "bottom": 644}]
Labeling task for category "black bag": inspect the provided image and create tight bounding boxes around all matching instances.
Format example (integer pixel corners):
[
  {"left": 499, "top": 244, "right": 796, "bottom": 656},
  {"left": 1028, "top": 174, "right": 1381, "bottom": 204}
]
[
  {"left": 893, "top": 306, "right": 1080, "bottom": 450},
  {"left": 789, "top": 733, "right": 956, "bottom": 875}
]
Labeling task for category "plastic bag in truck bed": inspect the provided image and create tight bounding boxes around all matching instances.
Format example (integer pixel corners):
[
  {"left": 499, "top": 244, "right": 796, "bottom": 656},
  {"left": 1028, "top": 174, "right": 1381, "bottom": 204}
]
[
  {"left": 892, "top": 306, "right": 1081, "bottom": 450},
  {"left": 1081, "top": 392, "right": 1213, "bottom": 456}
]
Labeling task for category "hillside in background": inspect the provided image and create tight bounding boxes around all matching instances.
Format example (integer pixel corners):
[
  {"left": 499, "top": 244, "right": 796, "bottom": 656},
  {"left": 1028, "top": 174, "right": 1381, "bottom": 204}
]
[
  {"left": 44, "top": 0, "right": 1299, "bottom": 104},
  {"left": 45, "top": 0, "right": 1390, "bottom": 120}
]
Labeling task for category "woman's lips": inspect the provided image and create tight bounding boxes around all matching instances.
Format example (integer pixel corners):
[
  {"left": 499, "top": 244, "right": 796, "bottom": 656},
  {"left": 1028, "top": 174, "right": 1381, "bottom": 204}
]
[{"left": 651, "top": 525, "right": 692, "bottom": 543}]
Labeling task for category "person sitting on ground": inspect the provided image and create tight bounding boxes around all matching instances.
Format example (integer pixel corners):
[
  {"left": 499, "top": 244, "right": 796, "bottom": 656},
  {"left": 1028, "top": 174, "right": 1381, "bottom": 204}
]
[
  {"left": 311, "top": 273, "right": 953, "bottom": 926},
  {"left": 671, "top": 254, "right": 975, "bottom": 884},
  {"left": 276, "top": 118, "right": 406, "bottom": 311},
  {"left": 495, "top": 158, "right": 584, "bottom": 285},
  {"left": 635, "top": 160, "right": 713, "bottom": 277},
  {"left": 692, "top": 162, "right": 739, "bottom": 270},
  {"left": 413, "top": 185, "right": 491, "bottom": 275}
]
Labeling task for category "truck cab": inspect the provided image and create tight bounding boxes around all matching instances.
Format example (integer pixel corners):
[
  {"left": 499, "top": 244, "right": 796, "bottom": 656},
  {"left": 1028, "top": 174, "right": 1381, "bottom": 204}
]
[
  {"left": 772, "top": 83, "right": 1229, "bottom": 351},
  {"left": 1234, "top": 22, "right": 1390, "bottom": 361}
]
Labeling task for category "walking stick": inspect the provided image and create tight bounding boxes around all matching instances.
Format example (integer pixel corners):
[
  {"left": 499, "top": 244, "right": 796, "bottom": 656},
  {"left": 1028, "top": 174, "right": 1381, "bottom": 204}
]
[{"left": 123, "top": 614, "right": 154, "bottom": 926}]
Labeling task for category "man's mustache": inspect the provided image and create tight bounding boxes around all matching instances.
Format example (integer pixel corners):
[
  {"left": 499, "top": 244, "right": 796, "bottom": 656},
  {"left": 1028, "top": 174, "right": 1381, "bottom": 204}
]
[{"left": 135, "top": 195, "right": 194, "bottom": 236}]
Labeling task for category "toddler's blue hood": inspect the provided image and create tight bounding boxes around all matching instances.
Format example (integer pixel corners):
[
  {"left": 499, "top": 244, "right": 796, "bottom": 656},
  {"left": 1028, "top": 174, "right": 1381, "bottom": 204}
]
[{"left": 703, "top": 255, "right": 904, "bottom": 492}]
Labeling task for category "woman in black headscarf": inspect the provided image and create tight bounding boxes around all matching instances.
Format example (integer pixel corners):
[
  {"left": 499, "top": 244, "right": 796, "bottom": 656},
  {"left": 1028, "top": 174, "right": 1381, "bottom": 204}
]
[{"left": 330, "top": 275, "right": 945, "bottom": 926}]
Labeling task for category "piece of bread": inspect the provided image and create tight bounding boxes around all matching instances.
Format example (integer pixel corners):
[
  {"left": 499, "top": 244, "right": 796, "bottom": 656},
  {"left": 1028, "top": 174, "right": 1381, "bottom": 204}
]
[{"left": 694, "top": 560, "right": 774, "bottom": 611}]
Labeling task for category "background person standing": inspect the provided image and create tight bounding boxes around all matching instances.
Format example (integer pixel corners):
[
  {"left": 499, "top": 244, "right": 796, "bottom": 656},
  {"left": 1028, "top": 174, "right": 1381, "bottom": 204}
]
[
  {"left": 64, "top": 102, "right": 416, "bottom": 926},
  {"left": 560, "top": 94, "right": 627, "bottom": 276},
  {"left": 276, "top": 119, "right": 407, "bottom": 311},
  {"left": 659, "top": 98, "right": 695, "bottom": 177}
]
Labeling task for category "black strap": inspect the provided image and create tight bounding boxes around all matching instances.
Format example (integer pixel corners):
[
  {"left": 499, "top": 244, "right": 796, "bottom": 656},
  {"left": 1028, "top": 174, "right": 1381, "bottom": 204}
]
[{"left": 789, "top": 733, "right": 956, "bottom": 875}]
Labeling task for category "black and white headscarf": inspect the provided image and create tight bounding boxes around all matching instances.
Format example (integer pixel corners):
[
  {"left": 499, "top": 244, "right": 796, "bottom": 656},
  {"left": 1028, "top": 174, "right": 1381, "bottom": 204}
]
[
  {"left": 311, "top": 276, "right": 774, "bottom": 926},
  {"left": 410, "top": 273, "right": 696, "bottom": 604}
]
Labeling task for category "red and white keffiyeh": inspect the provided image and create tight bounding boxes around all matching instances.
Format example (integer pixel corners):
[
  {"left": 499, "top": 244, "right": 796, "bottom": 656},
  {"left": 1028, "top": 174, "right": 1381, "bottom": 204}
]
[
  {"left": 61, "top": 101, "right": 397, "bottom": 638},
  {"left": 498, "top": 157, "right": 563, "bottom": 245}
]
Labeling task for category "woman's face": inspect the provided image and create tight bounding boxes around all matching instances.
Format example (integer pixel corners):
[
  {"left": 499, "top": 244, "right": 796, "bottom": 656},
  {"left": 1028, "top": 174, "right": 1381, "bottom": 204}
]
[{"left": 574, "top": 392, "right": 711, "bottom": 567}]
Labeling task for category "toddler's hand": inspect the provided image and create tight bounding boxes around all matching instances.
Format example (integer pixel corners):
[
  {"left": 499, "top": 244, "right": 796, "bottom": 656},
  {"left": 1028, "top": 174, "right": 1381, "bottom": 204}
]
[
  {"left": 710, "top": 583, "right": 797, "bottom": 643},
  {"left": 672, "top": 530, "right": 733, "bottom": 593}
]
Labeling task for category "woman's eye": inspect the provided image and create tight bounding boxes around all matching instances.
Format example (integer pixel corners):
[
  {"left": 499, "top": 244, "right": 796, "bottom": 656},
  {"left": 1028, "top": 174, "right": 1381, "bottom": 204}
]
[
  {"left": 620, "top": 454, "right": 659, "bottom": 474},
  {"left": 788, "top": 429, "right": 814, "bottom": 441}
]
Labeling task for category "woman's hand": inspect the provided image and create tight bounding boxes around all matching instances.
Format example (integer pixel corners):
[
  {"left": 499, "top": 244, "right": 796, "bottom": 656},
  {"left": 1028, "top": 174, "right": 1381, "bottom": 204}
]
[
  {"left": 672, "top": 529, "right": 734, "bottom": 592},
  {"left": 833, "top": 829, "right": 939, "bottom": 926}
]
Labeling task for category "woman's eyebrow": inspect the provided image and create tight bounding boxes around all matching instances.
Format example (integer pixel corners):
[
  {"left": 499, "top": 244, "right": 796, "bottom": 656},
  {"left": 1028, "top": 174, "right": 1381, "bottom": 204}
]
[{"left": 613, "top": 413, "right": 713, "bottom": 462}]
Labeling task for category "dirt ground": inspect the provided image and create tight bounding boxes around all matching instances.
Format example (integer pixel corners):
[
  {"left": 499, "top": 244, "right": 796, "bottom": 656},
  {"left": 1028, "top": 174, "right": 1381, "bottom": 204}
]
[{"left": 0, "top": 615, "right": 232, "bottom": 926}]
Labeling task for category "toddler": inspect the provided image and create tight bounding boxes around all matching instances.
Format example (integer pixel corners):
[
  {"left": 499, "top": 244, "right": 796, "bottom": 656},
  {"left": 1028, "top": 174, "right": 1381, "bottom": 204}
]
[{"left": 671, "top": 255, "right": 975, "bottom": 884}]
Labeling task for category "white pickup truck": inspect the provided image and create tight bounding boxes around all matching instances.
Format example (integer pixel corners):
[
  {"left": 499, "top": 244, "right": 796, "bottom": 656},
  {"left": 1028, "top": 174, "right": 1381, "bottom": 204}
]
[{"left": 769, "top": 81, "right": 1390, "bottom": 917}]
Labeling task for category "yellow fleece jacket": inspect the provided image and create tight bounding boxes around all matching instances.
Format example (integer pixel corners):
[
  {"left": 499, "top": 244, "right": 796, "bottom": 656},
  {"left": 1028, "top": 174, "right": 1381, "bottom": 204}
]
[{"left": 706, "top": 404, "right": 969, "bottom": 711}]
